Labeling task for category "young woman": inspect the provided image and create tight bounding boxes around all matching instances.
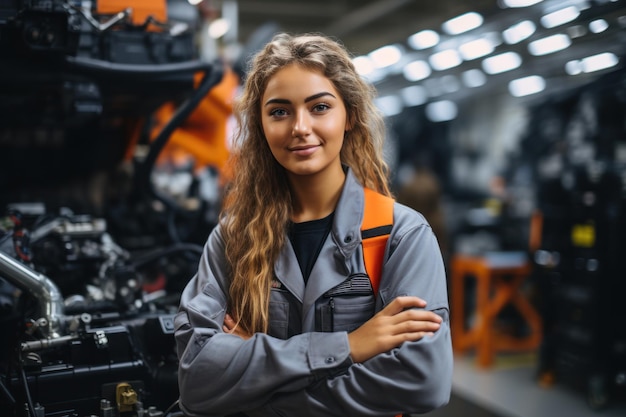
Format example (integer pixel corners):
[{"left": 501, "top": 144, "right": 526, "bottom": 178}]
[{"left": 174, "top": 33, "right": 452, "bottom": 417}]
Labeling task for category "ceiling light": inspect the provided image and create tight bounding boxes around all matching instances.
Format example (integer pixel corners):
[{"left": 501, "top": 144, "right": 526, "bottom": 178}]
[
  {"left": 353, "top": 56, "right": 375, "bottom": 76},
  {"left": 188, "top": 0, "right": 203, "bottom": 5},
  {"left": 501, "top": 0, "right": 544, "bottom": 7},
  {"left": 482, "top": 51, "right": 522, "bottom": 74},
  {"left": 353, "top": 56, "right": 388, "bottom": 83},
  {"left": 429, "top": 49, "right": 462, "bottom": 71},
  {"left": 442, "top": 12, "right": 484, "bottom": 35},
  {"left": 208, "top": 18, "right": 230, "bottom": 39},
  {"left": 580, "top": 52, "right": 619, "bottom": 73},
  {"left": 375, "top": 95, "right": 403, "bottom": 117},
  {"left": 565, "top": 60, "right": 583, "bottom": 75},
  {"left": 369, "top": 45, "right": 403, "bottom": 69},
  {"left": 459, "top": 38, "right": 496, "bottom": 60},
  {"left": 503, "top": 20, "right": 536, "bottom": 44},
  {"left": 564, "top": 54, "right": 618, "bottom": 76},
  {"left": 408, "top": 30, "right": 440, "bottom": 50},
  {"left": 508, "top": 75, "right": 546, "bottom": 97},
  {"left": 403, "top": 60, "right": 431, "bottom": 82},
  {"left": 589, "top": 19, "right": 609, "bottom": 34},
  {"left": 401, "top": 86, "right": 428, "bottom": 107},
  {"left": 541, "top": 6, "right": 580, "bottom": 29},
  {"left": 528, "top": 34, "right": 571, "bottom": 56},
  {"left": 425, "top": 100, "right": 458, "bottom": 122},
  {"left": 462, "top": 69, "right": 487, "bottom": 88}
]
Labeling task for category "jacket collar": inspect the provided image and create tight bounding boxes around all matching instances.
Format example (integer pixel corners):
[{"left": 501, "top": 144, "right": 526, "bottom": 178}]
[
  {"left": 331, "top": 166, "right": 365, "bottom": 258},
  {"left": 274, "top": 167, "right": 365, "bottom": 309}
]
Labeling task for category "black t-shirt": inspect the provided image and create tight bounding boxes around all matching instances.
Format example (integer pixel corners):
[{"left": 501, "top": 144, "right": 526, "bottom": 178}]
[{"left": 288, "top": 212, "right": 334, "bottom": 284}]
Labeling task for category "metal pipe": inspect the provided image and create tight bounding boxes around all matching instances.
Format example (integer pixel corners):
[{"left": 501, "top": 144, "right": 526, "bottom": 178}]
[
  {"left": 0, "top": 251, "right": 65, "bottom": 338},
  {"left": 20, "top": 335, "right": 79, "bottom": 353}
]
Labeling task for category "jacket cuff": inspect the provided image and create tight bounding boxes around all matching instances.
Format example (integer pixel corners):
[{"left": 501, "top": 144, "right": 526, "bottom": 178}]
[{"left": 308, "top": 331, "right": 352, "bottom": 376}]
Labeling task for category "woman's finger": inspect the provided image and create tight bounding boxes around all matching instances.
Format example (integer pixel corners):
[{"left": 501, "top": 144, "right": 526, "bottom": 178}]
[{"left": 382, "top": 296, "right": 428, "bottom": 315}]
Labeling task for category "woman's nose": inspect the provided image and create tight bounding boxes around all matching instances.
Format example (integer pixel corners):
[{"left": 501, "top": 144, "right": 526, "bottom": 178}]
[{"left": 292, "top": 110, "right": 312, "bottom": 137}]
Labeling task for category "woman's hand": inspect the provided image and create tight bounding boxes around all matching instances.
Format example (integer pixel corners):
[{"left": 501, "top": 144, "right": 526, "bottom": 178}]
[
  {"left": 348, "top": 296, "right": 442, "bottom": 363},
  {"left": 223, "top": 313, "right": 252, "bottom": 340}
]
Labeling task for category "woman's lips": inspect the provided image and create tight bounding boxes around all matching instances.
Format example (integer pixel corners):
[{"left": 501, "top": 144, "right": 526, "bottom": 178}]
[{"left": 289, "top": 144, "right": 319, "bottom": 156}]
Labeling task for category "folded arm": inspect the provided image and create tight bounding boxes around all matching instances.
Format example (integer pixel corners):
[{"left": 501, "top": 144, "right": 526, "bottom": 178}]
[
  {"left": 248, "top": 213, "right": 453, "bottom": 416},
  {"left": 175, "top": 228, "right": 354, "bottom": 416}
]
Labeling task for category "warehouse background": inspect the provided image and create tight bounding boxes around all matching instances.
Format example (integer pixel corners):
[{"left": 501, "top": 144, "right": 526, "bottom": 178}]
[{"left": 1, "top": 1, "right": 626, "bottom": 416}]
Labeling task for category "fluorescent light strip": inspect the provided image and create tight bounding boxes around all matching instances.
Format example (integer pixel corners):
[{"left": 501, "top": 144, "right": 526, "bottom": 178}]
[
  {"left": 503, "top": 20, "right": 536, "bottom": 44},
  {"left": 403, "top": 60, "right": 431, "bottom": 82},
  {"left": 502, "top": 0, "right": 544, "bottom": 7},
  {"left": 509, "top": 75, "right": 546, "bottom": 97},
  {"left": 482, "top": 52, "right": 522, "bottom": 74},
  {"left": 580, "top": 52, "right": 619, "bottom": 73},
  {"left": 442, "top": 12, "right": 484, "bottom": 35},
  {"left": 408, "top": 30, "right": 440, "bottom": 50},
  {"left": 426, "top": 100, "right": 458, "bottom": 122},
  {"left": 459, "top": 38, "right": 496, "bottom": 60},
  {"left": 565, "top": 52, "right": 619, "bottom": 75},
  {"left": 353, "top": 56, "right": 375, "bottom": 76},
  {"left": 401, "top": 86, "right": 428, "bottom": 107},
  {"left": 541, "top": 6, "right": 580, "bottom": 29},
  {"left": 369, "top": 45, "right": 403, "bottom": 69},
  {"left": 462, "top": 69, "right": 487, "bottom": 88},
  {"left": 528, "top": 34, "right": 571, "bottom": 56},
  {"left": 589, "top": 19, "right": 609, "bottom": 34},
  {"left": 429, "top": 49, "right": 462, "bottom": 71}
]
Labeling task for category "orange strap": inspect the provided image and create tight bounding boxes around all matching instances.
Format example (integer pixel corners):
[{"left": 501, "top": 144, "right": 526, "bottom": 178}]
[
  {"left": 361, "top": 188, "right": 394, "bottom": 295},
  {"left": 361, "top": 189, "right": 401, "bottom": 417}
]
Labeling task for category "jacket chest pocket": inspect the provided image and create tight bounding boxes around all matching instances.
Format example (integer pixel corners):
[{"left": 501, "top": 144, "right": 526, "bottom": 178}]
[
  {"left": 317, "top": 274, "right": 375, "bottom": 333},
  {"left": 269, "top": 286, "right": 304, "bottom": 339},
  {"left": 268, "top": 288, "right": 290, "bottom": 339}
]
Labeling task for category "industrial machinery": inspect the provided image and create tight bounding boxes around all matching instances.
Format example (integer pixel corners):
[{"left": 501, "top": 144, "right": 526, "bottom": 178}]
[{"left": 0, "top": 1, "right": 226, "bottom": 416}]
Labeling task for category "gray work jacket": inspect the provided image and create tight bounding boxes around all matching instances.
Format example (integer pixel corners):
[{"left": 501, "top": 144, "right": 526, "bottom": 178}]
[{"left": 175, "top": 168, "right": 453, "bottom": 417}]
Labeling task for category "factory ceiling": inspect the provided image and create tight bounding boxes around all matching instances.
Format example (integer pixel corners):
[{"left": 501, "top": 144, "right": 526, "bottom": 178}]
[
  {"left": 235, "top": 0, "right": 498, "bottom": 56},
  {"left": 232, "top": 0, "right": 626, "bottom": 107}
]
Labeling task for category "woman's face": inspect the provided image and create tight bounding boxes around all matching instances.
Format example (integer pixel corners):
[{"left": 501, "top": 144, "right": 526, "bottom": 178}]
[{"left": 261, "top": 64, "right": 349, "bottom": 179}]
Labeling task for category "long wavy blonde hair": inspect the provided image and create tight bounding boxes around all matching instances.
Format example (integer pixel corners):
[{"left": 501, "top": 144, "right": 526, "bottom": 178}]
[{"left": 222, "top": 32, "right": 391, "bottom": 334}]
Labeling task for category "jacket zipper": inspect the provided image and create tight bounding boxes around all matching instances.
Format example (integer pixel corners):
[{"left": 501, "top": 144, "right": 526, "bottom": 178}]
[{"left": 329, "top": 297, "right": 335, "bottom": 332}]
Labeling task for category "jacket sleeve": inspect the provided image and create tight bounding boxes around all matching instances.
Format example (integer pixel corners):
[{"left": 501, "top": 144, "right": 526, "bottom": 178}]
[
  {"left": 174, "top": 226, "right": 354, "bottom": 417},
  {"left": 251, "top": 206, "right": 453, "bottom": 417}
]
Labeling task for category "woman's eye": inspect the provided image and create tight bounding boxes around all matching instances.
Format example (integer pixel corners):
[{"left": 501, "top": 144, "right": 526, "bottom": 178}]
[
  {"left": 313, "top": 103, "right": 330, "bottom": 112},
  {"left": 269, "top": 108, "right": 288, "bottom": 117}
]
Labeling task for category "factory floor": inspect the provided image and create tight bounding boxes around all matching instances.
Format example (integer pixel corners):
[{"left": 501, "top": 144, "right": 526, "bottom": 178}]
[{"left": 420, "top": 353, "right": 626, "bottom": 417}]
